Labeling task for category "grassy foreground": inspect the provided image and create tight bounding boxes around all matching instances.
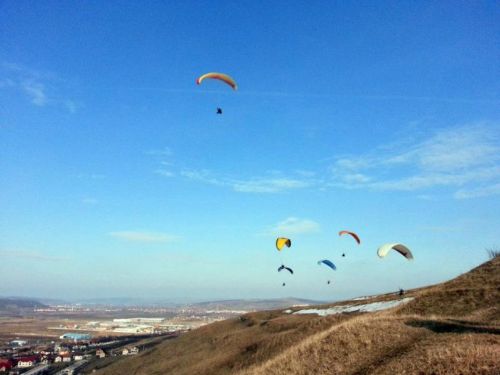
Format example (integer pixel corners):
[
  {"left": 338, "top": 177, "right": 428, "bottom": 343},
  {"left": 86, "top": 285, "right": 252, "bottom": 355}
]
[{"left": 96, "top": 257, "right": 500, "bottom": 375}]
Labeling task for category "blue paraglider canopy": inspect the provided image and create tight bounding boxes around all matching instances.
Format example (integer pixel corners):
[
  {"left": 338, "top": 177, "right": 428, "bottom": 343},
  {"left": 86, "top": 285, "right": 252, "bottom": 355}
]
[{"left": 317, "top": 259, "right": 336, "bottom": 271}]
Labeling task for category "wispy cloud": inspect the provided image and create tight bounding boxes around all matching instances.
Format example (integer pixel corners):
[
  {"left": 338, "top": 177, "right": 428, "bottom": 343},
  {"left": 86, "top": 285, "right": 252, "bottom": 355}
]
[
  {"left": 180, "top": 169, "right": 223, "bottom": 186},
  {"left": 232, "top": 178, "right": 310, "bottom": 193},
  {"left": 148, "top": 148, "right": 176, "bottom": 178},
  {"left": 454, "top": 183, "right": 500, "bottom": 199},
  {"left": 155, "top": 169, "right": 175, "bottom": 177},
  {"left": 109, "top": 231, "right": 179, "bottom": 243},
  {"left": 21, "top": 80, "right": 47, "bottom": 106},
  {"left": 152, "top": 123, "right": 500, "bottom": 199},
  {"left": 0, "top": 249, "right": 69, "bottom": 262},
  {"left": 75, "top": 173, "right": 106, "bottom": 180},
  {"left": 180, "top": 169, "right": 312, "bottom": 193},
  {"left": 1, "top": 62, "right": 78, "bottom": 112},
  {"left": 145, "top": 147, "right": 172, "bottom": 157},
  {"left": 267, "top": 217, "right": 321, "bottom": 236},
  {"left": 329, "top": 123, "right": 500, "bottom": 198}
]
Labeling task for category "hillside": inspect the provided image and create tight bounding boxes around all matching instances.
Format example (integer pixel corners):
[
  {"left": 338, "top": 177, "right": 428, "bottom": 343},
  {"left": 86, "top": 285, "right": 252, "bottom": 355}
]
[
  {"left": 96, "top": 257, "right": 500, "bottom": 375},
  {"left": 0, "top": 297, "right": 46, "bottom": 315}
]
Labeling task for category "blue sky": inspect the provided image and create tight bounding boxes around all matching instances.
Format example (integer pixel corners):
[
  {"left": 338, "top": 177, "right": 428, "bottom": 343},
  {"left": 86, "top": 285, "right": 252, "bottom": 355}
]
[{"left": 1, "top": 1, "right": 499, "bottom": 303}]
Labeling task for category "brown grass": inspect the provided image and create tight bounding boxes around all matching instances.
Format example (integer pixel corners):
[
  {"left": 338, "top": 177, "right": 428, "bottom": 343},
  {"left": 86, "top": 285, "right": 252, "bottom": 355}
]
[{"left": 97, "top": 257, "right": 500, "bottom": 375}]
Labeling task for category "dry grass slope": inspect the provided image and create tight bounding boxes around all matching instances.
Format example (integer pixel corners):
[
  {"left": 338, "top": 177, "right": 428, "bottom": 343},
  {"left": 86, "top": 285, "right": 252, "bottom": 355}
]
[{"left": 96, "top": 257, "right": 500, "bottom": 375}]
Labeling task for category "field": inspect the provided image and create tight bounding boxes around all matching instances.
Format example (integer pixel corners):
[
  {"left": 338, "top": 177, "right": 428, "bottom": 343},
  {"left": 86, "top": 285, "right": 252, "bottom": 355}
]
[{"left": 0, "top": 316, "right": 132, "bottom": 342}]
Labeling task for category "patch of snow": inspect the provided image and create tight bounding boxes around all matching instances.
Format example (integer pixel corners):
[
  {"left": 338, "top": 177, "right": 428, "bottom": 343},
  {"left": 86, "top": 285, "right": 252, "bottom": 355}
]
[
  {"left": 352, "top": 296, "right": 371, "bottom": 301},
  {"left": 283, "top": 309, "right": 292, "bottom": 314},
  {"left": 293, "top": 297, "right": 414, "bottom": 316}
]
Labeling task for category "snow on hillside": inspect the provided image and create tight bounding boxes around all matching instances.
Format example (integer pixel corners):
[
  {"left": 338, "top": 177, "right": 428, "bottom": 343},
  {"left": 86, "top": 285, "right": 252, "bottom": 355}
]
[{"left": 290, "top": 297, "right": 413, "bottom": 316}]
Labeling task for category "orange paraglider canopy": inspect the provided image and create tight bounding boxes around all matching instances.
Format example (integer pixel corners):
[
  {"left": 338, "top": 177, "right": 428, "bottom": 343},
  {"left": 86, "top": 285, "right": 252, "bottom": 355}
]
[
  {"left": 338, "top": 230, "right": 360, "bottom": 245},
  {"left": 196, "top": 72, "right": 237, "bottom": 90}
]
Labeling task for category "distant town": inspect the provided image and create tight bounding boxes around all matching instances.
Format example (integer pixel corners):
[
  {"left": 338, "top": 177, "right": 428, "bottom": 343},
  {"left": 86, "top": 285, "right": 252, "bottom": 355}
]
[
  {"left": 0, "top": 300, "right": 251, "bottom": 374},
  {"left": 0, "top": 297, "right": 314, "bottom": 374}
]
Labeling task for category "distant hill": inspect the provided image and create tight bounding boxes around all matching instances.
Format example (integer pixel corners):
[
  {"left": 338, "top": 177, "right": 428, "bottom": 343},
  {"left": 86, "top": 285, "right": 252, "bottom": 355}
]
[
  {"left": 0, "top": 297, "right": 47, "bottom": 311},
  {"left": 97, "top": 256, "right": 500, "bottom": 375}
]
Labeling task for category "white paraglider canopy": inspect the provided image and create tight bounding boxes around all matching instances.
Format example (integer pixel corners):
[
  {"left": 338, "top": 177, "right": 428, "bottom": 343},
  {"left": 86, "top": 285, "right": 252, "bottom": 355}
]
[{"left": 377, "top": 243, "right": 413, "bottom": 260}]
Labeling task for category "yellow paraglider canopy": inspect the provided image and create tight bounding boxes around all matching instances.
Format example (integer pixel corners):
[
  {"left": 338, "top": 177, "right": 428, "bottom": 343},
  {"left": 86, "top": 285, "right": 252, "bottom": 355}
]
[{"left": 276, "top": 237, "right": 291, "bottom": 251}]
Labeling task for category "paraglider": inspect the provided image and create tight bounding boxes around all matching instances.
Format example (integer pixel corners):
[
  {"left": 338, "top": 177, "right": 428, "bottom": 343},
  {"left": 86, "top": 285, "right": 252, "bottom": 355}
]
[
  {"left": 318, "top": 260, "right": 336, "bottom": 285},
  {"left": 276, "top": 237, "right": 291, "bottom": 251},
  {"left": 196, "top": 72, "right": 237, "bottom": 114},
  {"left": 339, "top": 230, "right": 361, "bottom": 244},
  {"left": 338, "top": 230, "right": 360, "bottom": 258},
  {"left": 377, "top": 243, "right": 414, "bottom": 260},
  {"left": 278, "top": 264, "right": 294, "bottom": 274},
  {"left": 196, "top": 72, "right": 237, "bottom": 90},
  {"left": 317, "top": 259, "right": 337, "bottom": 271}
]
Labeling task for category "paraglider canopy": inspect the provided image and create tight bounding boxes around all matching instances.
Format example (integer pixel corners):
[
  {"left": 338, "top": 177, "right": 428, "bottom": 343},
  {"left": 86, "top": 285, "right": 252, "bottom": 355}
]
[
  {"left": 276, "top": 237, "right": 291, "bottom": 251},
  {"left": 196, "top": 72, "right": 237, "bottom": 90},
  {"left": 317, "top": 259, "right": 337, "bottom": 271},
  {"left": 278, "top": 265, "right": 294, "bottom": 274},
  {"left": 377, "top": 243, "right": 414, "bottom": 260},
  {"left": 339, "top": 230, "right": 361, "bottom": 244}
]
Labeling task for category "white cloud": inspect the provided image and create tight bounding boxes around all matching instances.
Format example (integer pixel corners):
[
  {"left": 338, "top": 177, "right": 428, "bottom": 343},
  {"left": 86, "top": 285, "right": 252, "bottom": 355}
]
[
  {"left": 22, "top": 80, "right": 47, "bottom": 106},
  {"left": 179, "top": 168, "right": 311, "bottom": 194},
  {"left": 294, "top": 169, "right": 316, "bottom": 177},
  {"left": 329, "top": 123, "right": 500, "bottom": 198},
  {"left": 0, "top": 249, "right": 69, "bottom": 261},
  {"left": 109, "top": 231, "right": 179, "bottom": 243},
  {"left": 180, "top": 169, "right": 222, "bottom": 186},
  {"left": 146, "top": 147, "right": 172, "bottom": 157},
  {"left": 390, "top": 124, "right": 500, "bottom": 172},
  {"left": 268, "top": 217, "right": 321, "bottom": 236},
  {"left": 2, "top": 62, "right": 78, "bottom": 111},
  {"left": 333, "top": 157, "right": 373, "bottom": 171},
  {"left": 155, "top": 169, "right": 174, "bottom": 177},
  {"left": 341, "top": 173, "right": 371, "bottom": 184},
  {"left": 232, "top": 178, "right": 310, "bottom": 193},
  {"left": 151, "top": 123, "right": 499, "bottom": 199},
  {"left": 454, "top": 183, "right": 500, "bottom": 199},
  {"left": 75, "top": 173, "right": 106, "bottom": 180}
]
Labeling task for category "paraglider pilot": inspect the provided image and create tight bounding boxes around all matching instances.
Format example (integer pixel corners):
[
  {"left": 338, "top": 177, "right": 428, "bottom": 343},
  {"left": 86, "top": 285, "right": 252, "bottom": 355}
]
[{"left": 216, "top": 107, "right": 223, "bottom": 114}]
